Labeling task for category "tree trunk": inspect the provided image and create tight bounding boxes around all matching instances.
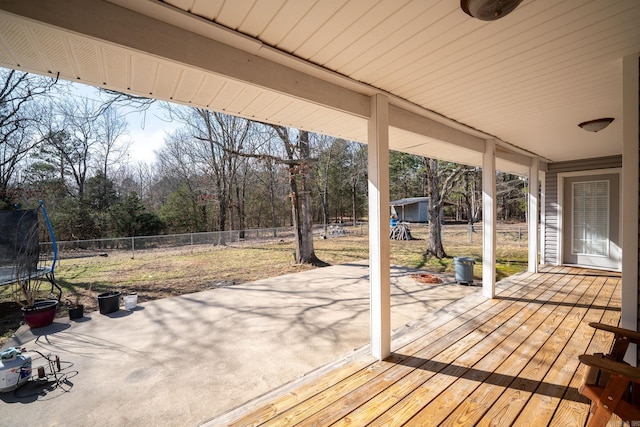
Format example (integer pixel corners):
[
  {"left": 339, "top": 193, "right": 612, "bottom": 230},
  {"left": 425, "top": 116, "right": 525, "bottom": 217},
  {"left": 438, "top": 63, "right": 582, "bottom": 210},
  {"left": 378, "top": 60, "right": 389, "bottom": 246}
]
[
  {"left": 269, "top": 174, "right": 278, "bottom": 237},
  {"left": 351, "top": 185, "right": 358, "bottom": 227},
  {"left": 267, "top": 126, "right": 328, "bottom": 266},
  {"left": 297, "top": 131, "right": 328, "bottom": 266},
  {"left": 424, "top": 158, "right": 447, "bottom": 258},
  {"left": 321, "top": 174, "right": 329, "bottom": 237},
  {"left": 288, "top": 164, "right": 302, "bottom": 261},
  {"left": 235, "top": 184, "right": 246, "bottom": 239},
  {"left": 464, "top": 172, "right": 475, "bottom": 232},
  {"left": 426, "top": 199, "right": 447, "bottom": 258}
]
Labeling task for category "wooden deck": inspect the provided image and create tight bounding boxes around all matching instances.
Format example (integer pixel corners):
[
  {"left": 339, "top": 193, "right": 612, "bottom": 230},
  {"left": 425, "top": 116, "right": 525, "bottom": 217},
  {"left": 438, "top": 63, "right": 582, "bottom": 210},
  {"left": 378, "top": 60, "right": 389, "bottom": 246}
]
[{"left": 209, "top": 266, "right": 622, "bottom": 426}]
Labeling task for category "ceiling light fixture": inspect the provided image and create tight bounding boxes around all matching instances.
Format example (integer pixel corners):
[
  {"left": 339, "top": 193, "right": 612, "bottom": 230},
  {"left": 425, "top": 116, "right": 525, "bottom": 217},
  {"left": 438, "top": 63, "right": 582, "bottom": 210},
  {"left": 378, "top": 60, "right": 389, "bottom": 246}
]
[
  {"left": 461, "top": 0, "right": 524, "bottom": 21},
  {"left": 578, "top": 118, "right": 615, "bottom": 132}
]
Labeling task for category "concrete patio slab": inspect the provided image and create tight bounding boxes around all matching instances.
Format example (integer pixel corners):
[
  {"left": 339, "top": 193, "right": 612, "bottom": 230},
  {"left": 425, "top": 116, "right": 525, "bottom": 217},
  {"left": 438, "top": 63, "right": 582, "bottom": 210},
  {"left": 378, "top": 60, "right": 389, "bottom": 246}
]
[{"left": 0, "top": 261, "right": 478, "bottom": 426}]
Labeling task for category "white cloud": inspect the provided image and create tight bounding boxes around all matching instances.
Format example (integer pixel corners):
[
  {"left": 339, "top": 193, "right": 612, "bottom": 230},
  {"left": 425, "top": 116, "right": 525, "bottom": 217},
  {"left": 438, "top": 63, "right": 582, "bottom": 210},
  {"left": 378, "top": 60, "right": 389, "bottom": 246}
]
[
  {"left": 64, "top": 82, "right": 182, "bottom": 165},
  {"left": 124, "top": 105, "right": 180, "bottom": 164},
  {"left": 127, "top": 127, "right": 168, "bottom": 164}
]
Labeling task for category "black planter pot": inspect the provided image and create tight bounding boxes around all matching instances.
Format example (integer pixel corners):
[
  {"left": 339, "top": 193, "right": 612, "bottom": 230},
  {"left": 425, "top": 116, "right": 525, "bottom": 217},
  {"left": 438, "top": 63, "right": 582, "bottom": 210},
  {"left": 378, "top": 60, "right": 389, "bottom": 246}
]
[
  {"left": 68, "top": 304, "right": 84, "bottom": 320},
  {"left": 97, "top": 291, "right": 121, "bottom": 315}
]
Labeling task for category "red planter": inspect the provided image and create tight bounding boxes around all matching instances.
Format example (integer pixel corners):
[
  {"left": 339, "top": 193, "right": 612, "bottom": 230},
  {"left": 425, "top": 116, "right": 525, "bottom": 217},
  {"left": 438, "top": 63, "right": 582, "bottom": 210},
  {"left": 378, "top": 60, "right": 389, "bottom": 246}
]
[{"left": 21, "top": 300, "right": 58, "bottom": 328}]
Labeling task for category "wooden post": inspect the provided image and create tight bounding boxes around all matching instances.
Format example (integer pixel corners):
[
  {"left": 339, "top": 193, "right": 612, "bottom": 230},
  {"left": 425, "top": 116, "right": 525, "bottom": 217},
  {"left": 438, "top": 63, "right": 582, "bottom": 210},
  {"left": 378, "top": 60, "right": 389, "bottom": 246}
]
[
  {"left": 368, "top": 93, "right": 391, "bottom": 360},
  {"left": 539, "top": 169, "right": 546, "bottom": 265}
]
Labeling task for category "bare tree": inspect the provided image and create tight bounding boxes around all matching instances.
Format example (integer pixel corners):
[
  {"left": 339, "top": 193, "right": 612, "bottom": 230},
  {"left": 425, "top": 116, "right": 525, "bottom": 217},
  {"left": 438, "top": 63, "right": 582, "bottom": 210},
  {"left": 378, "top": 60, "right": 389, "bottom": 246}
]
[
  {"left": 97, "top": 88, "right": 156, "bottom": 116},
  {"left": 423, "top": 158, "right": 469, "bottom": 259},
  {"left": 315, "top": 137, "right": 367, "bottom": 229},
  {"left": 116, "top": 160, "right": 157, "bottom": 202},
  {"left": 194, "top": 110, "right": 252, "bottom": 234},
  {"left": 158, "top": 107, "right": 254, "bottom": 235},
  {"left": 39, "top": 97, "right": 124, "bottom": 204},
  {"left": 0, "top": 69, "right": 58, "bottom": 206},
  {"left": 156, "top": 129, "right": 207, "bottom": 232},
  {"left": 346, "top": 142, "right": 367, "bottom": 226},
  {"left": 497, "top": 173, "right": 527, "bottom": 221},
  {"left": 314, "top": 134, "right": 338, "bottom": 235},
  {"left": 455, "top": 168, "right": 481, "bottom": 231},
  {"left": 248, "top": 128, "right": 289, "bottom": 234},
  {"left": 95, "top": 105, "right": 130, "bottom": 179},
  {"left": 270, "top": 126, "right": 327, "bottom": 266},
  {"left": 36, "top": 101, "right": 98, "bottom": 237},
  {"left": 156, "top": 106, "right": 326, "bottom": 265}
]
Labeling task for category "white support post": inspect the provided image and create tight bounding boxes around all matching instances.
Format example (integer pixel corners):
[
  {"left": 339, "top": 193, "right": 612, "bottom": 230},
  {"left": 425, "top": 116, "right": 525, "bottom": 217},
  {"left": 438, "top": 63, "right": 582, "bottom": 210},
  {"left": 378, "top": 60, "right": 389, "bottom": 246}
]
[
  {"left": 539, "top": 170, "right": 546, "bottom": 265},
  {"left": 621, "top": 53, "right": 639, "bottom": 365},
  {"left": 368, "top": 93, "right": 391, "bottom": 360},
  {"left": 528, "top": 158, "right": 539, "bottom": 272},
  {"left": 482, "top": 139, "right": 497, "bottom": 298}
]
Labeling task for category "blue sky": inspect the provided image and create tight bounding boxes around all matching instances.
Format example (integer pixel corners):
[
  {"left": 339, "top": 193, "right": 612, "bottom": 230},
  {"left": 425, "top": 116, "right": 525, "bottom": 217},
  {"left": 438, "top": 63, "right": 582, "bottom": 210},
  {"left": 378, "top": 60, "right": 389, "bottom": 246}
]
[
  {"left": 123, "top": 101, "right": 178, "bottom": 164},
  {"left": 69, "top": 82, "right": 179, "bottom": 164}
]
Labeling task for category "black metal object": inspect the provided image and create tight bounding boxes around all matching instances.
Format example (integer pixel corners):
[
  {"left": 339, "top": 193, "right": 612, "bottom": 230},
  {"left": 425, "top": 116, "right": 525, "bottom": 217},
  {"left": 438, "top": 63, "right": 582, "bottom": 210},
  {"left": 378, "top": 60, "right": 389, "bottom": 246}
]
[{"left": 461, "top": 0, "right": 524, "bottom": 21}]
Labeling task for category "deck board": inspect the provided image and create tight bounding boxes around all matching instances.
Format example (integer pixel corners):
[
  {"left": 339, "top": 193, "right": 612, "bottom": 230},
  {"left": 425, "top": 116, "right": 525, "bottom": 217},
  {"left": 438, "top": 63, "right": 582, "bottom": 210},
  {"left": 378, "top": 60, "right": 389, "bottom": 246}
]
[
  {"left": 327, "top": 273, "right": 561, "bottom": 426},
  {"left": 367, "top": 270, "right": 584, "bottom": 426},
  {"left": 410, "top": 272, "right": 591, "bottom": 426},
  {"left": 478, "top": 276, "right": 604, "bottom": 426},
  {"left": 434, "top": 275, "right": 592, "bottom": 426},
  {"left": 514, "top": 276, "right": 618, "bottom": 426},
  {"left": 209, "top": 267, "right": 622, "bottom": 427}
]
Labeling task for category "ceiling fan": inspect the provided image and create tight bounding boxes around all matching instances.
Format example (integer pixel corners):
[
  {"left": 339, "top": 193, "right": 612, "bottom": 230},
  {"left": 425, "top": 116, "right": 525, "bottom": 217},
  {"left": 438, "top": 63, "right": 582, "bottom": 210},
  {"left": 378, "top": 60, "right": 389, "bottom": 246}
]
[{"left": 461, "top": 0, "right": 524, "bottom": 21}]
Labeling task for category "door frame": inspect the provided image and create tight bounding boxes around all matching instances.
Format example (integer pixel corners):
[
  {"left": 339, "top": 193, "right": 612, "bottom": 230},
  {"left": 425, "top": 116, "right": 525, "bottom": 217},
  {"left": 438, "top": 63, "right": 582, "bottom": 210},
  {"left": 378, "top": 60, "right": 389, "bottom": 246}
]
[{"left": 557, "top": 168, "right": 622, "bottom": 271}]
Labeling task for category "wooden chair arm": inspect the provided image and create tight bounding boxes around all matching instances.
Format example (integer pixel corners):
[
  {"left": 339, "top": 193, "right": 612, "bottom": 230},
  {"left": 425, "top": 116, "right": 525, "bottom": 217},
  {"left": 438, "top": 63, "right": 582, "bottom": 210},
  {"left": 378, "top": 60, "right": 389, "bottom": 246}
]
[
  {"left": 579, "top": 354, "right": 640, "bottom": 383},
  {"left": 589, "top": 322, "right": 640, "bottom": 345}
]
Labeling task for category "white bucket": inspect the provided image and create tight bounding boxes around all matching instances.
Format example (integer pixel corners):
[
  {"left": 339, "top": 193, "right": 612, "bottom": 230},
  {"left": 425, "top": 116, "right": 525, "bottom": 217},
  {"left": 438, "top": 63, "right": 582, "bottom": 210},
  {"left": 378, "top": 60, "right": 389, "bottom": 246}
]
[{"left": 123, "top": 294, "right": 138, "bottom": 310}]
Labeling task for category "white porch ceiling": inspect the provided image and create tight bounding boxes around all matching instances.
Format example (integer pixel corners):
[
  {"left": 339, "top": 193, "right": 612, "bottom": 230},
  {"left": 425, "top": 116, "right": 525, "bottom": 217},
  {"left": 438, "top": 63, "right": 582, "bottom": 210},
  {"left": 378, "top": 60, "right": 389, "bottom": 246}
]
[{"left": 0, "top": 0, "right": 638, "bottom": 172}]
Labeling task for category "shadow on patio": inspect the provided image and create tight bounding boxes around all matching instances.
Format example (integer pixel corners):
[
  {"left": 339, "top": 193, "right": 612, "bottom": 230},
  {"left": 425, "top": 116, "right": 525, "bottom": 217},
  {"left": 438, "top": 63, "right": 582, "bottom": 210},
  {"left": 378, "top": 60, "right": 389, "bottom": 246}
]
[
  {"left": 0, "top": 261, "right": 478, "bottom": 427},
  {"left": 209, "top": 266, "right": 621, "bottom": 426}
]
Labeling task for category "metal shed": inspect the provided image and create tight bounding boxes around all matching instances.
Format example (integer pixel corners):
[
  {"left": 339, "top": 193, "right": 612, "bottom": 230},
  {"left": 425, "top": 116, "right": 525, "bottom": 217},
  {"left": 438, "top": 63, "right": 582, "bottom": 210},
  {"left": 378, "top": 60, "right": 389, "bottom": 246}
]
[{"left": 390, "top": 197, "right": 429, "bottom": 223}]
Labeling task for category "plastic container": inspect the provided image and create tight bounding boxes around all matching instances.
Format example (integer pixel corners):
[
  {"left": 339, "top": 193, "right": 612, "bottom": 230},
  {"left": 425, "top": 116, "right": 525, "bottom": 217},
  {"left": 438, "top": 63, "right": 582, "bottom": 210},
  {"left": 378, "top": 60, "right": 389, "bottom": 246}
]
[
  {"left": 454, "top": 257, "right": 475, "bottom": 284},
  {"left": 68, "top": 305, "right": 84, "bottom": 320},
  {"left": 0, "top": 348, "right": 32, "bottom": 392},
  {"left": 21, "top": 300, "right": 58, "bottom": 328},
  {"left": 123, "top": 293, "right": 138, "bottom": 310},
  {"left": 97, "top": 291, "right": 121, "bottom": 315}
]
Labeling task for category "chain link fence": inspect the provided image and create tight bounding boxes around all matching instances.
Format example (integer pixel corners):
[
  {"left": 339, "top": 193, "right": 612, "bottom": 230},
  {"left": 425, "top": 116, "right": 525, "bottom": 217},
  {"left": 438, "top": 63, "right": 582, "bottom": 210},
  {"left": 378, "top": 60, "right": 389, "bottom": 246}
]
[
  {"left": 51, "top": 222, "right": 526, "bottom": 259},
  {"left": 431, "top": 223, "right": 530, "bottom": 245},
  {"left": 55, "top": 226, "right": 298, "bottom": 259}
]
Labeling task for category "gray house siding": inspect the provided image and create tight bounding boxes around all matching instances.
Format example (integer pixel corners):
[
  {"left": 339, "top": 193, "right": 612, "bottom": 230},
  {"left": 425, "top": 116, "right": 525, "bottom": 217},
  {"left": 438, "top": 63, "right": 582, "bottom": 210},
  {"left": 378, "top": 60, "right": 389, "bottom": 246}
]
[
  {"left": 390, "top": 197, "right": 429, "bottom": 222},
  {"left": 543, "top": 155, "right": 622, "bottom": 265}
]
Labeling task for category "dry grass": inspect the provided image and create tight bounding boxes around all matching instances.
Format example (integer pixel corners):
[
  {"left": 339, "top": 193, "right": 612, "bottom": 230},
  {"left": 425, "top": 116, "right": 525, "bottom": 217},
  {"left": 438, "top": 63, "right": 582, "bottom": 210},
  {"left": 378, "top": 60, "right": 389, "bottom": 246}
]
[{"left": 0, "top": 223, "right": 528, "bottom": 345}]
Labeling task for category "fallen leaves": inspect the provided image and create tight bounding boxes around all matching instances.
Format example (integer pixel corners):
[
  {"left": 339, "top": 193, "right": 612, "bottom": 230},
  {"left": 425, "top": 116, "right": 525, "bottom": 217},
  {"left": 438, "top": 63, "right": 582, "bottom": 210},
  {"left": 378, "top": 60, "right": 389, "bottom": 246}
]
[{"left": 411, "top": 273, "right": 443, "bottom": 284}]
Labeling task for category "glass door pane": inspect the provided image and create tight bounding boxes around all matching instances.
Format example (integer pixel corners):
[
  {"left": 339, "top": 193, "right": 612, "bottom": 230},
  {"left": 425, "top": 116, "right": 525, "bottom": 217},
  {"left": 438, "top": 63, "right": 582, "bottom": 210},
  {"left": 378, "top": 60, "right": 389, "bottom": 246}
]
[{"left": 571, "top": 180, "right": 609, "bottom": 256}]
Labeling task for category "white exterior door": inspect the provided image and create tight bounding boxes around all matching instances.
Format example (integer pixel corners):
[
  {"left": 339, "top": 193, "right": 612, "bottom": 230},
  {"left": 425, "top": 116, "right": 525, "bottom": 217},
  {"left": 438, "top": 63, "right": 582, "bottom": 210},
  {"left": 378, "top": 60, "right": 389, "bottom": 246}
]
[{"left": 562, "top": 172, "right": 621, "bottom": 270}]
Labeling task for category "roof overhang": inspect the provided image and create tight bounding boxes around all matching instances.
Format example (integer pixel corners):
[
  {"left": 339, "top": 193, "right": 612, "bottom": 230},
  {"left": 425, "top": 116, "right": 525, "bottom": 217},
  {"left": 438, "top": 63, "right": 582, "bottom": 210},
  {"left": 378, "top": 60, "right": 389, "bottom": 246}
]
[
  {"left": 0, "top": 0, "right": 545, "bottom": 174},
  {"left": 1, "top": 0, "right": 636, "bottom": 174}
]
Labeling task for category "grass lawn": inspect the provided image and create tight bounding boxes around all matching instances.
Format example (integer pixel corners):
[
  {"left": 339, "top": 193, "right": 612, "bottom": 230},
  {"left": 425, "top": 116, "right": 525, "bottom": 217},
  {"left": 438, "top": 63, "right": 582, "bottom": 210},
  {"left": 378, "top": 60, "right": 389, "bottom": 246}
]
[{"left": 0, "top": 223, "right": 528, "bottom": 345}]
